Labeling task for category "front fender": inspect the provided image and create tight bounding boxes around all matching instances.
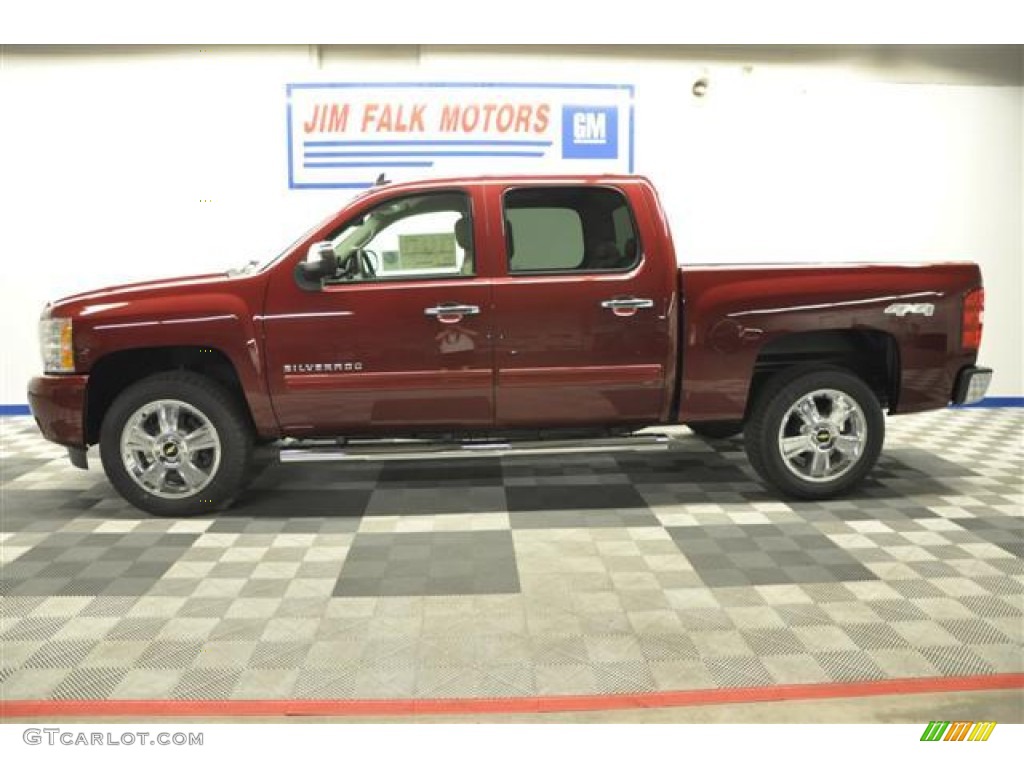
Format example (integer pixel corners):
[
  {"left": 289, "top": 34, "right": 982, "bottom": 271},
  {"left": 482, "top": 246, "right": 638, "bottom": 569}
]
[{"left": 67, "top": 286, "right": 276, "bottom": 435}]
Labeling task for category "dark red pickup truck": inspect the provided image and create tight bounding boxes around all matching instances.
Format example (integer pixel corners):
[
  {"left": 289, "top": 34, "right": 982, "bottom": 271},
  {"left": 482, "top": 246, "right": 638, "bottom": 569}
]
[{"left": 29, "top": 175, "right": 991, "bottom": 515}]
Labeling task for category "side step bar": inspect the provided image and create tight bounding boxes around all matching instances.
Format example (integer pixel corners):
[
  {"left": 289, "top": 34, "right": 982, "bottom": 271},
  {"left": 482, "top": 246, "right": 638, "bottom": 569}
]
[{"left": 279, "top": 434, "right": 672, "bottom": 463}]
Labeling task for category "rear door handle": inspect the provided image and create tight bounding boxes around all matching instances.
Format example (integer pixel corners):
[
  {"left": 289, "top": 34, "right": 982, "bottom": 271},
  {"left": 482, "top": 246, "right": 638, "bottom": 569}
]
[
  {"left": 601, "top": 297, "right": 654, "bottom": 317},
  {"left": 425, "top": 303, "right": 480, "bottom": 324}
]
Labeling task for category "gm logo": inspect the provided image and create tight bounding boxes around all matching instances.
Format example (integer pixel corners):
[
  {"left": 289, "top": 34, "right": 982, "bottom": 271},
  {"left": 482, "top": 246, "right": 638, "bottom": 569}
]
[{"left": 562, "top": 105, "right": 619, "bottom": 159}]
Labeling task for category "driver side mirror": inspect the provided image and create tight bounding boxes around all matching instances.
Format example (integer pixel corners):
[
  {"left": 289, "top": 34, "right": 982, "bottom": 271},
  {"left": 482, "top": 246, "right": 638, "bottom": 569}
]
[{"left": 294, "top": 241, "right": 338, "bottom": 290}]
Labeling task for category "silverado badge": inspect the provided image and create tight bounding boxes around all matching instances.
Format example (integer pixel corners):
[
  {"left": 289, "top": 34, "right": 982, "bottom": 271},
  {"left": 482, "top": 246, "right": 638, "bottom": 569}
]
[{"left": 283, "top": 362, "right": 363, "bottom": 373}]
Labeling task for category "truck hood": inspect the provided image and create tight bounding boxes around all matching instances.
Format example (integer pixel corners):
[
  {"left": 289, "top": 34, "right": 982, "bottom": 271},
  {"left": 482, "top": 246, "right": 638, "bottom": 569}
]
[{"left": 47, "top": 272, "right": 243, "bottom": 316}]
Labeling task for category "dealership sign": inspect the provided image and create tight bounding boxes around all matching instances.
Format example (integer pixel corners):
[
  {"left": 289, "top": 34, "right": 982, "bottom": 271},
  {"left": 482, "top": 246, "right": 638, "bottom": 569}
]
[{"left": 285, "top": 82, "right": 635, "bottom": 189}]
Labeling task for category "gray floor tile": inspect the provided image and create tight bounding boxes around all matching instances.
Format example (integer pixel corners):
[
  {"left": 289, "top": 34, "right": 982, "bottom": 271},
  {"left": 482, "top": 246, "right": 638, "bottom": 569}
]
[{"left": 1, "top": 408, "right": 1021, "bottom": 701}]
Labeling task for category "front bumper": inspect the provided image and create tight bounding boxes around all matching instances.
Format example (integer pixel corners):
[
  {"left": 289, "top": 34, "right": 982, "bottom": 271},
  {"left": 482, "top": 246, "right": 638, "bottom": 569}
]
[
  {"left": 952, "top": 366, "right": 993, "bottom": 406},
  {"left": 27, "top": 374, "right": 89, "bottom": 448}
]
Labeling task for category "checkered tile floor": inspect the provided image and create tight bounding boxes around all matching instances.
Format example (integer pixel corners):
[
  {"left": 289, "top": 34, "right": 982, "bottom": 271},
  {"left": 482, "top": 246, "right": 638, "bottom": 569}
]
[{"left": 1, "top": 410, "right": 1021, "bottom": 700}]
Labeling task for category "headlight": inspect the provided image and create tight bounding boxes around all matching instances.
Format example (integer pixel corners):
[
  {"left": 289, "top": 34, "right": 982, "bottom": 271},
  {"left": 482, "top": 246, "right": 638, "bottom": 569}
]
[{"left": 39, "top": 318, "right": 75, "bottom": 373}]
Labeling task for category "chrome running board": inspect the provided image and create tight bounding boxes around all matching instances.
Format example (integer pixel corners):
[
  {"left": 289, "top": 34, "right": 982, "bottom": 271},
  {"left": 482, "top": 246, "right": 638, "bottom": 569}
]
[{"left": 279, "top": 434, "right": 672, "bottom": 463}]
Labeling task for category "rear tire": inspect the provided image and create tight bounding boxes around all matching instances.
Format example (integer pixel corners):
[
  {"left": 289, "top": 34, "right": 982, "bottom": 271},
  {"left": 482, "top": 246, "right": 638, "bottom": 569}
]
[
  {"left": 99, "top": 371, "right": 253, "bottom": 516},
  {"left": 687, "top": 421, "right": 743, "bottom": 440},
  {"left": 744, "top": 366, "right": 883, "bottom": 500}
]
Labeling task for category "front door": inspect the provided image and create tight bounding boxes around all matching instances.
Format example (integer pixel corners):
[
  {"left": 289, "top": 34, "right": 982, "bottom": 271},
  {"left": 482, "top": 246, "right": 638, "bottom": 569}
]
[
  {"left": 262, "top": 189, "right": 494, "bottom": 435},
  {"left": 490, "top": 184, "right": 674, "bottom": 428}
]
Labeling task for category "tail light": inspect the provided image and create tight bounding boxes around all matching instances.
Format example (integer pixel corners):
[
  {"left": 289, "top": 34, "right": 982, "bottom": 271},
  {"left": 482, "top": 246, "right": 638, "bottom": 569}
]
[{"left": 961, "top": 287, "right": 984, "bottom": 351}]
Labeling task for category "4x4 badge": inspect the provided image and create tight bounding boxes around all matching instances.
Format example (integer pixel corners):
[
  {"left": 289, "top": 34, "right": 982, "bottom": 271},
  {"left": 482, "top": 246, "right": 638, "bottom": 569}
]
[{"left": 884, "top": 303, "right": 935, "bottom": 317}]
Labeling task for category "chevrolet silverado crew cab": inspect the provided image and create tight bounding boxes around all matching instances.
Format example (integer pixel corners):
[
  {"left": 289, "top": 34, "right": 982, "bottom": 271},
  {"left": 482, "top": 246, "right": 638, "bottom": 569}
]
[{"left": 29, "top": 175, "right": 992, "bottom": 516}]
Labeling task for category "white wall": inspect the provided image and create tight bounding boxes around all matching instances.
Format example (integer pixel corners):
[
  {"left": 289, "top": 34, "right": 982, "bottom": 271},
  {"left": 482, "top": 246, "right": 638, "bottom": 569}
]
[{"left": 1, "top": 45, "right": 1021, "bottom": 404}]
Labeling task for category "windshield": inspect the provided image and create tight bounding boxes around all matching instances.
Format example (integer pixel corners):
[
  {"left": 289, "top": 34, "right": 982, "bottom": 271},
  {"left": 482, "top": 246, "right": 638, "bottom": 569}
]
[{"left": 227, "top": 208, "right": 347, "bottom": 277}]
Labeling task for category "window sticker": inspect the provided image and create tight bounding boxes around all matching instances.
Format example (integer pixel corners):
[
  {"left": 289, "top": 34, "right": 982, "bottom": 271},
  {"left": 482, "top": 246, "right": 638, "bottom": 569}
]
[{"left": 398, "top": 233, "right": 458, "bottom": 270}]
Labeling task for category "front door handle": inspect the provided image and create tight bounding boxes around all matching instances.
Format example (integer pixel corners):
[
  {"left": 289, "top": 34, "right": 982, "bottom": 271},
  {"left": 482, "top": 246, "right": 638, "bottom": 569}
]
[
  {"left": 425, "top": 303, "right": 480, "bottom": 324},
  {"left": 601, "top": 297, "right": 654, "bottom": 317}
]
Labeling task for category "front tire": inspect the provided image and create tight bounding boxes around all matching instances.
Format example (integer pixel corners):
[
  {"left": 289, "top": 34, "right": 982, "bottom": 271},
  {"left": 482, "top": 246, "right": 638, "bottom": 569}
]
[
  {"left": 99, "top": 371, "right": 253, "bottom": 516},
  {"left": 744, "top": 367, "right": 884, "bottom": 500}
]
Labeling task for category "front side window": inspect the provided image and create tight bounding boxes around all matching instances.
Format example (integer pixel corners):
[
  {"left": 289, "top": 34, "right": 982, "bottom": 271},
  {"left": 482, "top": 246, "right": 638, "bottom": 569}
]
[
  {"left": 504, "top": 187, "right": 640, "bottom": 274},
  {"left": 319, "top": 191, "right": 474, "bottom": 281}
]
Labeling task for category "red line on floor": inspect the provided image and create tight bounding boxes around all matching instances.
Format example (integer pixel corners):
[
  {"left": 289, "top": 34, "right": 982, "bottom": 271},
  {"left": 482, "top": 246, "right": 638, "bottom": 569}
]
[{"left": 3, "top": 673, "right": 1022, "bottom": 718}]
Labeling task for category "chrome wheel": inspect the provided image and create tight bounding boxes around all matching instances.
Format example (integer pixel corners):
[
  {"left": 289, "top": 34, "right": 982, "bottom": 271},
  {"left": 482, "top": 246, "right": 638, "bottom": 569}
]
[
  {"left": 776, "top": 388, "right": 867, "bottom": 484},
  {"left": 119, "top": 399, "right": 222, "bottom": 499}
]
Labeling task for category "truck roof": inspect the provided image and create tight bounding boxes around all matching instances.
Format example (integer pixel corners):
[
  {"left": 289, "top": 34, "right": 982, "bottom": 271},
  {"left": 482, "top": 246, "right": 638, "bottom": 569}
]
[{"left": 361, "top": 173, "right": 653, "bottom": 195}]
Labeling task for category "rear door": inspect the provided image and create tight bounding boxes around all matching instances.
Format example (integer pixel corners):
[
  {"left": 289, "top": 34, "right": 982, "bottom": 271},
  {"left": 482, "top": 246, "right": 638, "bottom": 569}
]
[{"left": 489, "top": 183, "right": 675, "bottom": 427}]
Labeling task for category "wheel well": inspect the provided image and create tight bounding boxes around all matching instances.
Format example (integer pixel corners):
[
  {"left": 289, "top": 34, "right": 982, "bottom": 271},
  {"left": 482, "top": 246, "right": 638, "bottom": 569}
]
[
  {"left": 85, "top": 347, "right": 249, "bottom": 444},
  {"left": 747, "top": 330, "right": 900, "bottom": 416}
]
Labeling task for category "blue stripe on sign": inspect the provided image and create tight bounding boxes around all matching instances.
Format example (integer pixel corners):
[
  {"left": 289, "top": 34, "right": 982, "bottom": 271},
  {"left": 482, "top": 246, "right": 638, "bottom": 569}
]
[
  {"left": 303, "top": 139, "right": 553, "bottom": 147},
  {"left": 951, "top": 396, "right": 1024, "bottom": 408},
  {"left": 292, "top": 182, "right": 376, "bottom": 189},
  {"left": 303, "top": 161, "right": 435, "bottom": 169},
  {"left": 1, "top": 404, "right": 32, "bottom": 416},
  {"left": 304, "top": 151, "right": 545, "bottom": 159}
]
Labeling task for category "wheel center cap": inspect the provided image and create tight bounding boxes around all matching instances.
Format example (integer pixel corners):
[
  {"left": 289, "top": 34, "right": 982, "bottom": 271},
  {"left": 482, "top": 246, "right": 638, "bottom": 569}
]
[
  {"left": 814, "top": 427, "right": 834, "bottom": 449},
  {"left": 161, "top": 441, "right": 181, "bottom": 460}
]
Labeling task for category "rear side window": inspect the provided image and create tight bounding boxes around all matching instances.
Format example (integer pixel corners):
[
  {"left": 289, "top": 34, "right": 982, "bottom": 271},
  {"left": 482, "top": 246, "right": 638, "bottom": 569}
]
[{"left": 504, "top": 186, "right": 640, "bottom": 273}]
